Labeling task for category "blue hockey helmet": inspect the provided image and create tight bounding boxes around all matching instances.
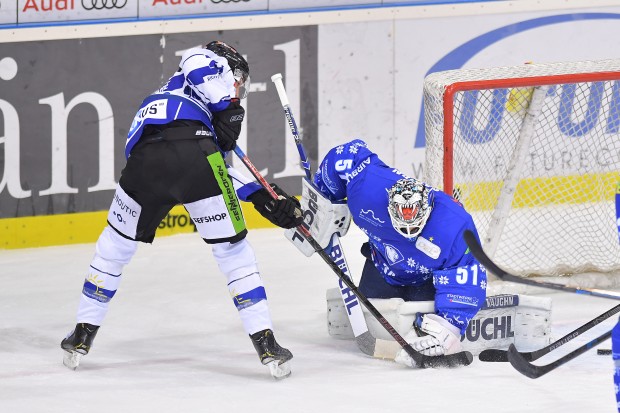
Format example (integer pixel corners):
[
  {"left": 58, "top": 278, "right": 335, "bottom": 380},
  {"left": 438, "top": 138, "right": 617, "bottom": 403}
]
[{"left": 387, "top": 178, "right": 432, "bottom": 239}]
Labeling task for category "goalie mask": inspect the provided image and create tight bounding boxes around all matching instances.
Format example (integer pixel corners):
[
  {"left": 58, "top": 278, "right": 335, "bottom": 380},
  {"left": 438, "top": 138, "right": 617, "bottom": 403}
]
[{"left": 387, "top": 178, "right": 431, "bottom": 239}]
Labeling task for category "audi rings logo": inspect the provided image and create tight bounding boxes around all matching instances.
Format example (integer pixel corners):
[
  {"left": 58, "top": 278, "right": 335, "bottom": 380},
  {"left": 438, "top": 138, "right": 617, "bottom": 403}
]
[
  {"left": 211, "top": 0, "right": 250, "bottom": 3},
  {"left": 82, "top": 0, "right": 127, "bottom": 10}
]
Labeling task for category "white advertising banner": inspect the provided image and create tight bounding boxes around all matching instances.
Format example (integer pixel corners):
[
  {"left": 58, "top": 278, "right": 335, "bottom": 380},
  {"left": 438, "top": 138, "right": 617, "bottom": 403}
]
[
  {"left": 317, "top": 6, "right": 620, "bottom": 179},
  {"left": 0, "top": 1, "right": 18, "bottom": 25},
  {"left": 139, "top": 0, "right": 268, "bottom": 19},
  {"left": 269, "top": 0, "right": 379, "bottom": 10},
  {"left": 18, "top": 0, "right": 139, "bottom": 24}
]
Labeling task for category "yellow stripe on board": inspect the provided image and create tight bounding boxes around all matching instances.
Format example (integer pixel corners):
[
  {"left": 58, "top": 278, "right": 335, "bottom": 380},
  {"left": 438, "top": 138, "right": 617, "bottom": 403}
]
[
  {"left": 0, "top": 203, "right": 278, "bottom": 250},
  {"left": 458, "top": 171, "right": 620, "bottom": 211}
]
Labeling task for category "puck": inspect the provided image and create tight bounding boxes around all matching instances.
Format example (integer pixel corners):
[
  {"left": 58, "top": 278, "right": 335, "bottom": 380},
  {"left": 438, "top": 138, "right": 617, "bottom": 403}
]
[{"left": 597, "top": 349, "right": 612, "bottom": 356}]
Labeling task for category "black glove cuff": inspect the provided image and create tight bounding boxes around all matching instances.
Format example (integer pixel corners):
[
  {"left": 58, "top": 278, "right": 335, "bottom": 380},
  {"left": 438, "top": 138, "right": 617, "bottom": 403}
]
[{"left": 212, "top": 101, "right": 245, "bottom": 151}]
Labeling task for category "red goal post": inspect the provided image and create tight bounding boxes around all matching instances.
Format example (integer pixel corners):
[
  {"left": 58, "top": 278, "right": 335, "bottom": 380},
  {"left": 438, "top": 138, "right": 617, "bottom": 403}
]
[{"left": 423, "top": 60, "right": 620, "bottom": 278}]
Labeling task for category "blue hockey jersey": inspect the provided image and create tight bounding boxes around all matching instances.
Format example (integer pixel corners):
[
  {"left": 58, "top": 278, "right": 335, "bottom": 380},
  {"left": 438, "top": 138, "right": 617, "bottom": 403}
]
[{"left": 313, "top": 139, "right": 486, "bottom": 332}]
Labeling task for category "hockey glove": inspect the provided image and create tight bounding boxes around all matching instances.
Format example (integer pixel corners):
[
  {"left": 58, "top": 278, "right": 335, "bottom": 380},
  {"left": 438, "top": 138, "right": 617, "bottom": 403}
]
[
  {"left": 212, "top": 100, "right": 245, "bottom": 152},
  {"left": 394, "top": 313, "right": 462, "bottom": 368},
  {"left": 249, "top": 184, "right": 303, "bottom": 229}
]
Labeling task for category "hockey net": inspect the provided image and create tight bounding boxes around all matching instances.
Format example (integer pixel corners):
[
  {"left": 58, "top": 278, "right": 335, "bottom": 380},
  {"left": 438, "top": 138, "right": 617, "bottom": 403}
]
[{"left": 423, "top": 59, "right": 620, "bottom": 286}]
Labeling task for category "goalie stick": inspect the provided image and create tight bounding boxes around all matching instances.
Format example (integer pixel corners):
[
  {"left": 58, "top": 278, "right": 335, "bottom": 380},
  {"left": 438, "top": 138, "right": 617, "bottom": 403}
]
[
  {"left": 463, "top": 230, "right": 620, "bottom": 300},
  {"left": 506, "top": 328, "right": 613, "bottom": 379},
  {"left": 479, "top": 303, "right": 620, "bottom": 362},
  {"left": 232, "top": 145, "right": 473, "bottom": 368},
  {"left": 270, "top": 73, "right": 375, "bottom": 356}
]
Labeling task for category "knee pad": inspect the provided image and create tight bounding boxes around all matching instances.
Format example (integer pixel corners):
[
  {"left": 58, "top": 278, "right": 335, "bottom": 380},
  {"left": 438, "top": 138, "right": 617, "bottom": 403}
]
[
  {"left": 92, "top": 226, "right": 138, "bottom": 274},
  {"left": 212, "top": 239, "right": 258, "bottom": 282}
]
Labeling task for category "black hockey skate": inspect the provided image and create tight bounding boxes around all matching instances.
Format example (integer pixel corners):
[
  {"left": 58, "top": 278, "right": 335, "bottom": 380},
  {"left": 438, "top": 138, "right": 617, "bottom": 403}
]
[
  {"left": 61, "top": 323, "right": 99, "bottom": 370},
  {"left": 250, "top": 329, "right": 293, "bottom": 379}
]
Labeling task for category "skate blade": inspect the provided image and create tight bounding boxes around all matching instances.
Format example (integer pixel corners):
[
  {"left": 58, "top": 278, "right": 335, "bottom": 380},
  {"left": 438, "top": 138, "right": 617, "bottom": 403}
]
[
  {"left": 62, "top": 351, "right": 82, "bottom": 370},
  {"left": 267, "top": 360, "right": 291, "bottom": 380}
]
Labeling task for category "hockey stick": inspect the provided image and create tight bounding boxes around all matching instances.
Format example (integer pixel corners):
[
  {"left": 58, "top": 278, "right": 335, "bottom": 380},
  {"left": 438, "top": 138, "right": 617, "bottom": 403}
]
[
  {"left": 232, "top": 145, "right": 473, "bottom": 368},
  {"left": 270, "top": 73, "right": 375, "bottom": 355},
  {"left": 479, "top": 303, "right": 620, "bottom": 362},
  {"left": 270, "top": 73, "right": 311, "bottom": 177},
  {"left": 463, "top": 230, "right": 620, "bottom": 300},
  {"left": 506, "top": 328, "right": 613, "bottom": 379}
]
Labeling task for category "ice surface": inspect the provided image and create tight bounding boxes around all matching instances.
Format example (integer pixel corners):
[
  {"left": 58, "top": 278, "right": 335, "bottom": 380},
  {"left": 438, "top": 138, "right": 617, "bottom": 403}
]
[{"left": 0, "top": 226, "right": 617, "bottom": 413}]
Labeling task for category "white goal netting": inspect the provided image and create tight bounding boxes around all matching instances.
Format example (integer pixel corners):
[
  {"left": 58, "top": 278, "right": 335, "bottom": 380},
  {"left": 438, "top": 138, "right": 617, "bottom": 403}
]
[{"left": 424, "top": 60, "right": 620, "bottom": 282}]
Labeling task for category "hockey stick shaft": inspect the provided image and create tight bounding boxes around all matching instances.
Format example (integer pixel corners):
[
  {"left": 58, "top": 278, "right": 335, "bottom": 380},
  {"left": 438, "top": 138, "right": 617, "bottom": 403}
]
[
  {"left": 507, "top": 328, "right": 613, "bottom": 379},
  {"left": 479, "top": 303, "right": 620, "bottom": 362},
  {"left": 271, "top": 73, "right": 373, "bottom": 352},
  {"left": 271, "top": 73, "right": 311, "bottom": 179},
  {"left": 232, "top": 145, "right": 472, "bottom": 368},
  {"left": 463, "top": 230, "right": 620, "bottom": 300}
]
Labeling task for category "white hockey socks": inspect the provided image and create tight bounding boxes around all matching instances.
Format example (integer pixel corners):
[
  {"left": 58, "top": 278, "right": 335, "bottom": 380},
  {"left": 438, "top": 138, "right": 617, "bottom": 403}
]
[
  {"left": 212, "top": 239, "right": 273, "bottom": 335},
  {"left": 76, "top": 226, "right": 137, "bottom": 326}
]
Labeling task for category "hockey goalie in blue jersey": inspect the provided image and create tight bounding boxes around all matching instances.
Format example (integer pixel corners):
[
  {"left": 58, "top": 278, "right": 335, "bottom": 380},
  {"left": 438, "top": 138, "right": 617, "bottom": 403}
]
[{"left": 310, "top": 139, "right": 487, "bottom": 367}]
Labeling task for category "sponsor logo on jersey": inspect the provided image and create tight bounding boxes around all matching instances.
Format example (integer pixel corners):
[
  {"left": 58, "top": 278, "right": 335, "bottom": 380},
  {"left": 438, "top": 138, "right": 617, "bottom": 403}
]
[
  {"left": 321, "top": 159, "right": 340, "bottom": 194},
  {"left": 137, "top": 99, "right": 167, "bottom": 121},
  {"left": 358, "top": 209, "right": 385, "bottom": 227},
  {"left": 446, "top": 293, "right": 479, "bottom": 307},
  {"left": 192, "top": 213, "right": 227, "bottom": 224},
  {"left": 338, "top": 157, "right": 371, "bottom": 183},
  {"left": 415, "top": 236, "right": 441, "bottom": 259},
  {"left": 216, "top": 164, "right": 242, "bottom": 224},
  {"left": 112, "top": 193, "right": 138, "bottom": 218},
  {"left": 462, "top": 315, "right": 515, "bottom": 342},
  {"left": 384, "top": 244, "right": 404, "bottom": 265}
]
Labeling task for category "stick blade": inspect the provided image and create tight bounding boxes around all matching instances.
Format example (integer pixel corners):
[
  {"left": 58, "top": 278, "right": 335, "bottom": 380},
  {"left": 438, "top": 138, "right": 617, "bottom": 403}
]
[
  {"left": 418, "top": 350, "right": 474, "bottom": 368},
  {"left": 507, "top": 344, "right": 547, "bottom": 379},
  {"left": 478, "top": 349, "right": 509, "bottom": 362}
]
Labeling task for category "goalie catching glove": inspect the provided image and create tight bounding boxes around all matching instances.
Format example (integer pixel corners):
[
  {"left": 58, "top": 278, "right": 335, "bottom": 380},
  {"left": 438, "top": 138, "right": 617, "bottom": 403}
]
[
  {"left": 249, "top": 183, "right": 303, "bottom": 229},
  {"left": 395, "top": 313, "right": 463, "bottom": 368}
]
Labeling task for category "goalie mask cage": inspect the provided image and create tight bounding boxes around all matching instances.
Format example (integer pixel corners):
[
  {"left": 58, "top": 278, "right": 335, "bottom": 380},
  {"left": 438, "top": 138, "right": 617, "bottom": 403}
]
[{"left": 424, "top": 59, "right": 620, "bottom": 278}]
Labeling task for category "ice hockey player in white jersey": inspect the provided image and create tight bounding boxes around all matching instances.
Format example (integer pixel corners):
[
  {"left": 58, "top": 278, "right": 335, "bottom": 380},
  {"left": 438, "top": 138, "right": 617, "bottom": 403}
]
[
  {"left": 60, "top": 41, "right": 302, "bottom": 379},
  {"left": 310, "top": 139, "right": 487, "bottom": 367}
]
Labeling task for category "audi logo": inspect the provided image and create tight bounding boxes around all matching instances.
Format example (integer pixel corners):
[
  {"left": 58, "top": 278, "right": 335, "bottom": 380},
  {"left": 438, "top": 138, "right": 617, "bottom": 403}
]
[
  {"left": 211, "top": 0, "right": 250, "bottom": 3},
  {"left": 82, "top": 0, "right": 127, "bottom": 10}
]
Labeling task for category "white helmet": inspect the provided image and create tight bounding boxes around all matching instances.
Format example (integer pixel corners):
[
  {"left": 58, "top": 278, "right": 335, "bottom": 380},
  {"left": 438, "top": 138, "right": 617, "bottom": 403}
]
[{"left": 387, "top": 178, "right": 432, "bottom": 239}]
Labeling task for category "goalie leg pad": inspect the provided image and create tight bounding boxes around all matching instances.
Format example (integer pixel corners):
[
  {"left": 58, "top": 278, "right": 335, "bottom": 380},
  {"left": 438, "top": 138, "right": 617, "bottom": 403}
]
[{"left": 326, "top": 288, "right": 552, "bottom": 357}]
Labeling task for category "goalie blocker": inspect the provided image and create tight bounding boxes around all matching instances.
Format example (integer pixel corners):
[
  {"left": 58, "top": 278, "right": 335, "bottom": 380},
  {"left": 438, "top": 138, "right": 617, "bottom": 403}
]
[
  {"left": 285, "top": 178, "right": 352, "bottom": 255},
  {"left": 326, "top": 288, "right": 552, "bottom": 358}
]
